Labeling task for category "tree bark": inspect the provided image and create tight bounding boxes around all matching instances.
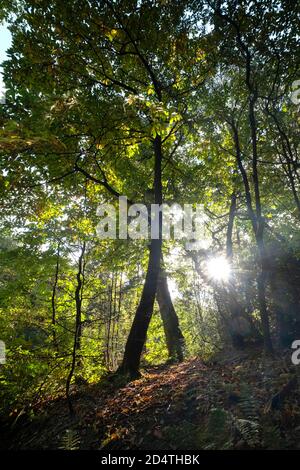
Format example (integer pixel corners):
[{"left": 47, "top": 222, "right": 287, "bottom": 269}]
[
  {"left": 249, "top": 94, "right": 273, "bottom": 353},
  {"left": 118, "top": 136, "right": 163, "bottom": 378},
  {"left": 216, "top": 6, "right": 273, "bottom": 352},
  {"left": 66, "top": 242, "right": 85, "bottom": 413},
  {"left": 226, "top": 192, "right": 237, "bottom": 260},
  {"left": 156, "top": 268, "right": 184, "bottom": 361},
  {"left": 51, "top": 242, "right": 60, "bottom": 350},
  {"left": 231, "top": 120, "right": 273, "bottom": 353}
]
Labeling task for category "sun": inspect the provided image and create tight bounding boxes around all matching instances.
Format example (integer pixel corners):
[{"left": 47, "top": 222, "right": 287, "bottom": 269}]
[{"left": 206, "top": 255, "right": 231, "bottom": 282}]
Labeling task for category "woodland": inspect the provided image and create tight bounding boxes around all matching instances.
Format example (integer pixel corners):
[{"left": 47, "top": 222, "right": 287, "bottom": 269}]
[{"left": 0, "top": 0, "right": 300, "bottom": 451}]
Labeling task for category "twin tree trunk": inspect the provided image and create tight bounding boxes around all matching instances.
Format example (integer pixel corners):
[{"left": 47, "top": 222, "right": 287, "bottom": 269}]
[
  {"left": 119, "top": 136, "right": 184, "bottom": 377},
  {"left": 118, "top": 136, "right": 163, "bottom": 378}
]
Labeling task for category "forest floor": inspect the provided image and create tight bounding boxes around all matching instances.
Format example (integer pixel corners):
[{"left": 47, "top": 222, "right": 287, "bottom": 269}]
[{"left": 2, "top": 348, "right": 300, "bottom": 450}]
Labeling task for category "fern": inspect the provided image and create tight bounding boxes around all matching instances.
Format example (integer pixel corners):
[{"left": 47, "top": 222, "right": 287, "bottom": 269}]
[
  {"left": 202, "top": 407, "right": 233, "bottom": 449},
  {"left": 231, "top": 384, "right": 261, "bottom": 447},
  {"left": 59, "top": 429, "right": 80, "bottom": 450},
  {"left": 207, "top": 407, "right": 228, "bottom": 435},
  {"left": 234, "top": 418, "right": 260, "bottom": 447},
  {"left": 239, "top": 385, "right": 258, "bottom": 420},
  {"left": 262, "top": 421, "right": 282, "bottom": 449}
]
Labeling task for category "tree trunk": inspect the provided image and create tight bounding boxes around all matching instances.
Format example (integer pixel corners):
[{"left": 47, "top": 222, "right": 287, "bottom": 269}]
[
  {"left": 119, "top": 136, "right": 163, "bottom": 378},
  {"left": 226, "top": 192, "right": 237, "bottom": 260},
  {"left": 217, "top": 7, "right": 273, "bottom": 353},
  {"left": 255, "top": 232, "right": 273, "bottom": 352},
  {"left": 66, "top": 241, "right": 85, "bottom": 414},
  {"left": 231, "top": 121, "right": 273, "bottom": 353},
  {"left": 156, "top": 268, "right": 184, "bottom": 361},
  {"left": 51, "top": 242, "right": 60, "bottom": 350},
  {"left": 226, "top": 192, "right": 262, "bottom": 347}
]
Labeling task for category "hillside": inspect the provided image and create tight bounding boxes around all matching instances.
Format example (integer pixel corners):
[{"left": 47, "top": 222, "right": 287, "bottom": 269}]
[{"left": 2, "top": 350, "right": 300, "bottom": 451}]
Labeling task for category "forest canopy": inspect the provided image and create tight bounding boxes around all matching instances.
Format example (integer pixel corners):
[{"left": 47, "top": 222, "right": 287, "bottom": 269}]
[{"left": 0, "top": 0, "right": 300, "bottom": 451}]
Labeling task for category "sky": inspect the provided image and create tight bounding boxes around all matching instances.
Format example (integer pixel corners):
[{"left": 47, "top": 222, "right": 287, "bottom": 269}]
[{"left": 0, "top": 23, "right": 12, "bottom": 97}]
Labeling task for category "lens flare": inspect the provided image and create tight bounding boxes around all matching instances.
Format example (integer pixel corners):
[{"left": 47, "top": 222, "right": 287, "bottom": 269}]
[{"left": 206, "top": 256, "right": 231, "bottom": 282}]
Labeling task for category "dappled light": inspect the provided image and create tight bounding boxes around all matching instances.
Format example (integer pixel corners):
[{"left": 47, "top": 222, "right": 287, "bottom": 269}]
[{"left": 0, "top": 0, "right": 299, "bottom": 455}]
